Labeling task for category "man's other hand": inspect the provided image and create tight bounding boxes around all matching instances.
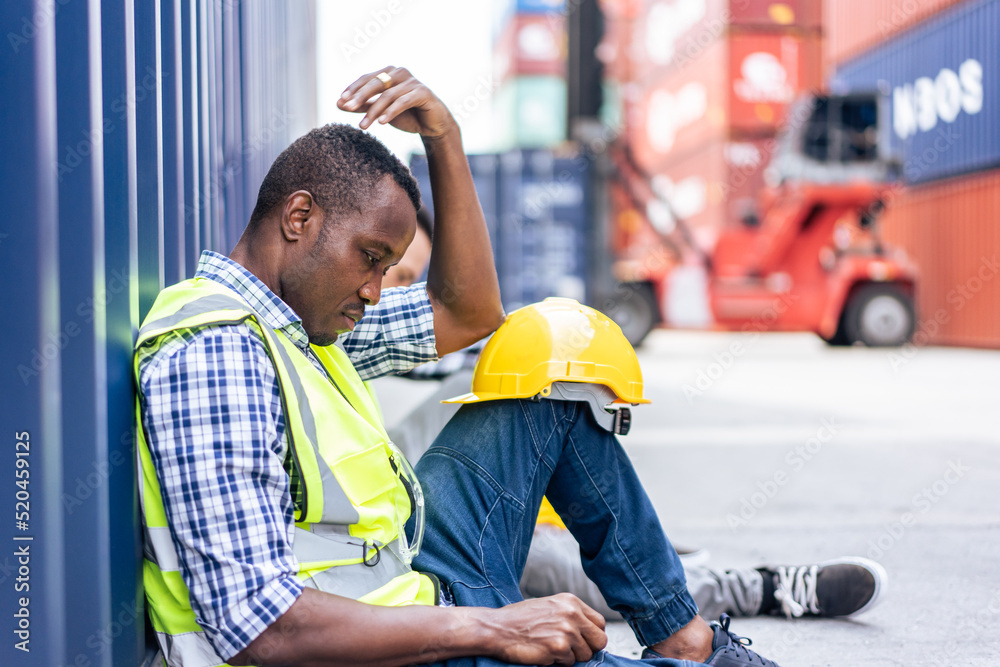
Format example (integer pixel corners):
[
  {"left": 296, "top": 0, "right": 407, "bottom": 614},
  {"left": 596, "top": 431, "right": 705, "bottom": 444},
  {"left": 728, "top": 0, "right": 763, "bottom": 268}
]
[{"left": 481, "top": 593, "right": 609, "bottom": 666}]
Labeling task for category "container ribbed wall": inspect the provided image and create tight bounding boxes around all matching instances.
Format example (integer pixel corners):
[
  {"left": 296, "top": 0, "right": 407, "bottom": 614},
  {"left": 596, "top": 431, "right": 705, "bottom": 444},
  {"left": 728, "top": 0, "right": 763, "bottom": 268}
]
[
  {"left": 825, "top": 0, "right": 967, "bottom": 67},
  {"left": 880, "top": 168, "right": 1000, "bottom": 348},
  {"left": 0, "top": 2, "right": 315, "bottom": 665}
]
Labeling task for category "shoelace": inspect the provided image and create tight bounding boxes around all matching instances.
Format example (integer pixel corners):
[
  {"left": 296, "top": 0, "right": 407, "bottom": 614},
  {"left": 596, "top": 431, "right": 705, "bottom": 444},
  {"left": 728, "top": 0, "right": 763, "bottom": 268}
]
[
  {"left": 773, "top": 564, "right": 820, "bottom": 618},
  {"left": 711, "top": 614, "right": 777, "bottom": 667}
]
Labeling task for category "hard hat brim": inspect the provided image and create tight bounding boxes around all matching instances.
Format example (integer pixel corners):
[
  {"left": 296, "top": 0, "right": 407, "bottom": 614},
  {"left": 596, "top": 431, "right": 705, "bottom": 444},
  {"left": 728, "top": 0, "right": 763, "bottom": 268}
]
[
  {"left": 441, "top": 388, "right": 651, "bottom": 405},
  {"left": 441, "top": 392, "right": 484, "bottom": 404}
]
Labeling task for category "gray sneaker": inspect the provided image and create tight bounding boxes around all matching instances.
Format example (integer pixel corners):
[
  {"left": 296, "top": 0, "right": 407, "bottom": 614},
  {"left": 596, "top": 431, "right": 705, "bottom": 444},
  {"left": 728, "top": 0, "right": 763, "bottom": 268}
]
[{"left": 762, "top": 557, "right": 888, "bottom": 618}]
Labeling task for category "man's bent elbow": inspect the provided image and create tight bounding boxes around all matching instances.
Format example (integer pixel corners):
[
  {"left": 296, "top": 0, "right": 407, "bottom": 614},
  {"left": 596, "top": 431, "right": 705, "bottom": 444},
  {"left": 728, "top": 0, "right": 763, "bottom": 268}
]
[
  {"left": 457, "top": 305, "right": 505, "bottom": 350},
  {"left": 473, "top": 301, "right": 506, "bottom": 339}
]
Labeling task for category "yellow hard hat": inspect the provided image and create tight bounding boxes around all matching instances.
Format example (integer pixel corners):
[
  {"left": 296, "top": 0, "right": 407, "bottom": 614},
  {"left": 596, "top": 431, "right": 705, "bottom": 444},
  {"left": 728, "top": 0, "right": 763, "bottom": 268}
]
[{"left": 443, "top": 297, "right": 651, "bottom": 405}]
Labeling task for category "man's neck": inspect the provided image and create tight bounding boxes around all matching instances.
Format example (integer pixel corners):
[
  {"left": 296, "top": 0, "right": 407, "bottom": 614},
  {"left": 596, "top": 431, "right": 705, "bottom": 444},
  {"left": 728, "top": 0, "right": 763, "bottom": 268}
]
[{"left": 230, "top": 235, "right": 282, "bottom": 301}]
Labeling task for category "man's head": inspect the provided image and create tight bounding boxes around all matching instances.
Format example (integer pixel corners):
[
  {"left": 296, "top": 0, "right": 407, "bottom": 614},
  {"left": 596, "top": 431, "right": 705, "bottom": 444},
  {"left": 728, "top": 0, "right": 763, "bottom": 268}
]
[{"left": 240, "top": 124, "right": 421, "bottom": 346}]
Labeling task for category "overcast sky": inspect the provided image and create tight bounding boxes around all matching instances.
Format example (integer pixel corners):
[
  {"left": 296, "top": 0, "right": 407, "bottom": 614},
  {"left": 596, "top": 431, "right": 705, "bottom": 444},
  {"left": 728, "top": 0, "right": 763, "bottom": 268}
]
[{"left": 317, "top": 1, "right": 497, "bottom": 162}]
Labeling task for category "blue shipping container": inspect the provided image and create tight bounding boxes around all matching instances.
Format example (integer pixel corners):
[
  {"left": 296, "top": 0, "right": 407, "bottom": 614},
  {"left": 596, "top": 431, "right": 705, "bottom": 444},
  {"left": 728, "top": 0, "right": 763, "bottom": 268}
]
[
  {"left": 409, "top": 153, "right": 501, "bottom": 263},
  {"left": 498, "top": 150, "right": 590, "bottom": 309},
  {"left": 831, "top": 0, "right": 1000, "bottom": 185},
  {"left": 409, "top": 149, "right": 591, "bottom": 311},
  {"left": 0, "top": 2, "right": 315, "bottom": 665}
]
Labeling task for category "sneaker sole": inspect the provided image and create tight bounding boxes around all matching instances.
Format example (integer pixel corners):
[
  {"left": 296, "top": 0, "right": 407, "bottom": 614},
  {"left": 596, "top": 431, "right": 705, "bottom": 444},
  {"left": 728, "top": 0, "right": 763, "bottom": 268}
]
[{"left": 818, "top": 556, "right": 888, "bottom": 617}]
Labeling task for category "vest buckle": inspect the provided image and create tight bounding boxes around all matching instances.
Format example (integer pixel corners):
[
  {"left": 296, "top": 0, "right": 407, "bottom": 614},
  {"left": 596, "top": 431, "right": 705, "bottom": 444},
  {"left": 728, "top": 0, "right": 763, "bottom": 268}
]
[{"left": 362, "top": 541, "right": 381, "bottom": 567}]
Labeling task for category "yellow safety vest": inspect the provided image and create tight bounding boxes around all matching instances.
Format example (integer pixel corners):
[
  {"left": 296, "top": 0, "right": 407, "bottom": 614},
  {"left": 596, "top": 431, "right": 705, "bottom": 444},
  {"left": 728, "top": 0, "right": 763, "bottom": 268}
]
[{"left": 134, "top": 278, "right": 438, "bottom": 667}]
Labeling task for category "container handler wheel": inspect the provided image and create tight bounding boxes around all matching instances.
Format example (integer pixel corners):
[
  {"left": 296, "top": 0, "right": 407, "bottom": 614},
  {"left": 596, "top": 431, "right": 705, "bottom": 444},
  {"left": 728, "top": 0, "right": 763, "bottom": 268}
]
[
  {"left": 821, "top": 320, "right": 852, "bottom": 346},
  {"left": 609, "top": 282, "right": 659, "bottom": 347},
  {"left": 842, "top": 283, "right": 915, "bottom": 347}
]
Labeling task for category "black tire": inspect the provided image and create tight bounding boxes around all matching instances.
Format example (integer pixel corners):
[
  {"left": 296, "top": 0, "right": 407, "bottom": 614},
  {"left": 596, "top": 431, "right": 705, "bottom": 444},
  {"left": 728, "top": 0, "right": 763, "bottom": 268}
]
[
  {"left": 843, "top": 283, "right": 915, "bottom": 347},
  {"left": 606, "top": 282, "right": 659, "bottom": 347},
  {"left": 821, "top": 308, "right": 852, "bottom": 346}
]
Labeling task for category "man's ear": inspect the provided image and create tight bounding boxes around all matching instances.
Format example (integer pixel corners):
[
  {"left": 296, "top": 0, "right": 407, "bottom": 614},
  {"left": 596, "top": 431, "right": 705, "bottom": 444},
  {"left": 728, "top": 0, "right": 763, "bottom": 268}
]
[{"left": 280, "top": 190, "right": 321, "bottom": 242}]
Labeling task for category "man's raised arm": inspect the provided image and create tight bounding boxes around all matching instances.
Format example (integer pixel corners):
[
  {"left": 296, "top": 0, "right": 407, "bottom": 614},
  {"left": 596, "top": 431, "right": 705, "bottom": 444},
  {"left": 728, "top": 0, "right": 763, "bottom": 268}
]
[{"left": 337, "top": 67, "right": 505, "bottom": 356}]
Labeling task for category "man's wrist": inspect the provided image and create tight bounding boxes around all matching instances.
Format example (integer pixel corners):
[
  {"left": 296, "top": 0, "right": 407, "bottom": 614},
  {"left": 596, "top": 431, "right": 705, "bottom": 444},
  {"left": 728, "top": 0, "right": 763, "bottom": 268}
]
[
  {"left": 451, "top": 606, "right": 503, "bottom": 659},
  {"left": 421, "top": 122, "right": 462, "bottom": 151}
]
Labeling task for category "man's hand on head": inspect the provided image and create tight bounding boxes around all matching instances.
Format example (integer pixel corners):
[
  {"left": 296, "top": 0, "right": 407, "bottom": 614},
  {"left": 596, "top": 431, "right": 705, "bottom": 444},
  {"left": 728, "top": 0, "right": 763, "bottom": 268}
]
[{"left": 337, "top": 66, "right": 458, "bottom": 139}]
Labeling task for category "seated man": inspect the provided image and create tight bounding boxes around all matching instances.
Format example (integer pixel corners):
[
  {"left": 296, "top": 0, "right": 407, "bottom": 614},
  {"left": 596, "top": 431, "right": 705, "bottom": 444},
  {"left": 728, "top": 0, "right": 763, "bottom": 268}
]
[{"left": 135, "top": 67, "right": 781, "bottom": 666}]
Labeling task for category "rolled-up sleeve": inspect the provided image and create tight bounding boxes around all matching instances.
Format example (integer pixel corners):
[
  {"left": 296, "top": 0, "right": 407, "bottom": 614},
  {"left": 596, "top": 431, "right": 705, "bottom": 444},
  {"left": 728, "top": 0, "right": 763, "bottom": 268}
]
[
  {"left": 341, "top": 281, "right": 438, "bottom": 380},
  {"left": 138, "top": 326, "right": 303, "bottom": 660}
]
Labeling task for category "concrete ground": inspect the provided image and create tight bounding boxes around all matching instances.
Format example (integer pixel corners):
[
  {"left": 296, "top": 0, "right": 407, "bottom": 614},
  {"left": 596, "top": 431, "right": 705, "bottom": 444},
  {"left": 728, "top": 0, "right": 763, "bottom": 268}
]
[
  {"left": 611, "top": 330, "right": 1000, "bottom": 666},
  {"left": 376, "top": 330, "right": 1000, "bottom": 666}
]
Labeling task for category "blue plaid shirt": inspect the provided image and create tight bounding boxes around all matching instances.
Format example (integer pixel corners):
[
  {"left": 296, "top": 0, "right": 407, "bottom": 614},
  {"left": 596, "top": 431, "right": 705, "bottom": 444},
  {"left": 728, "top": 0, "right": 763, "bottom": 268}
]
[{"left": 136, "top": 251, "right": 438, "bottom": 660}]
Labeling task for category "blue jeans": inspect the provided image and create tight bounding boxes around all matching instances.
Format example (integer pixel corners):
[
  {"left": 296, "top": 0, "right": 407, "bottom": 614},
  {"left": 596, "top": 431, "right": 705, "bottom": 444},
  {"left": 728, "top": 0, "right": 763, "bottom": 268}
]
[{"left": 411, "top": 399, "right": 706, "bottom": 667}]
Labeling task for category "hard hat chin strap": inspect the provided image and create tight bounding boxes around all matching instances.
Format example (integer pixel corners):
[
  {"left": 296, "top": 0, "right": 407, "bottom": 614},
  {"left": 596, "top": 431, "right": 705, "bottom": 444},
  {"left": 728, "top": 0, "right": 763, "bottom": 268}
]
[{"left": 538, "top": 382, "right": 633, "bottom": 436}]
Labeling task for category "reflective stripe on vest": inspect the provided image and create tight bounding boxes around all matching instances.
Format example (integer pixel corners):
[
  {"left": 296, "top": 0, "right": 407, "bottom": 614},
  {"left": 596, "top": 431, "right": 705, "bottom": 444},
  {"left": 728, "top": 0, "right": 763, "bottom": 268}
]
[{"left": 134, "top": 278, "right": 436, "bottom": 667}]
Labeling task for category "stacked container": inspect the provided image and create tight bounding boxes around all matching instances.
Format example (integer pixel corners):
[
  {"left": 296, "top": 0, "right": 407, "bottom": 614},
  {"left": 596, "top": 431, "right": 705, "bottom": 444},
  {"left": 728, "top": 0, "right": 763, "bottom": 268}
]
[
  {"left": 609, "top": 0, "right": 823, "bottom": 251},
  {"left": 495, "top": 150, "right": 592, "bottom": 307},
  {"left": 409, "top": 150, "right": 592, "bottom": 310},
  {"left": 493, "top": 0, "right": 570, "bottom": 148},
  {"left": 828, "top": 0, "right": 1000, "bottom": 347}
]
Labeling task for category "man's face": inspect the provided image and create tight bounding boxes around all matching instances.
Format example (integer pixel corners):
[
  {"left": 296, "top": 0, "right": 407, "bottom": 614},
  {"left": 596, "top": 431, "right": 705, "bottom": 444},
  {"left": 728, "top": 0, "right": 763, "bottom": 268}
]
[
  {"left": 285, "top": 177, "right": 416, "bottom": 346},
  {"left": 382, "top": 224, "right": 431, "bottom": 289}
]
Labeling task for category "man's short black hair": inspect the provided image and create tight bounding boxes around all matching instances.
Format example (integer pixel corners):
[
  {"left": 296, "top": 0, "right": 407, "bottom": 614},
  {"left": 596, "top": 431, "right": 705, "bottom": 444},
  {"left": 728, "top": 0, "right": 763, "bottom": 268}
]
[{"left": 248, "top": 123, "right": 421, "bottom": 228}]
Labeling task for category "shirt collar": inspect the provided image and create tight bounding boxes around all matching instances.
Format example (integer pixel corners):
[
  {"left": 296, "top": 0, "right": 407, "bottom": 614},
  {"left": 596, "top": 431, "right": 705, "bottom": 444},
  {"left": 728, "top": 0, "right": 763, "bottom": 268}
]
[{"left": 194, "top": 250, "right": 312, "bottom": 350}]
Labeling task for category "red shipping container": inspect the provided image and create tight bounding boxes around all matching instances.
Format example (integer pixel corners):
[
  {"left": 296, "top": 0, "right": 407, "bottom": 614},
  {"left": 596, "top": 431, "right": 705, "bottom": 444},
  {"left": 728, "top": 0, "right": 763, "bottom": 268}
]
[
  {"left": 636, "top": 0, "right": 728, "bottom": 74},
  {"left": 825, "top": 0, "right": 967, "bottom": 67},
  {"left": 631, "top": 0, "right": 821, "bottom": 80},
  {"left": 730, "top": 0, "right": 822, "bottom": 28},
  {"left": 494, "top": 13, "right": 566, "bottom": 82},
  {"left": 728, "top": 33, "right": 822, "bottom": 131},
  {"left": 656, "top": 137, "right": 782, "bottom": 248},
  {"left": 880, "top": 168, "right": 1000, "bottom": 348},
  {"left": 600, "top": 0, "right": 644, "bottom": 19},
  {"left": 627, "top": 33, "right": 818, "bottom": 171},
  {"left": 645, "top": 141, "right": 731, "bottom": 252},
  {"left": 598, "top": 14, "right": 639, "bottom": 83},
  {"left": 627, "top": 38, "right": 729, "bottom": 173}
]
